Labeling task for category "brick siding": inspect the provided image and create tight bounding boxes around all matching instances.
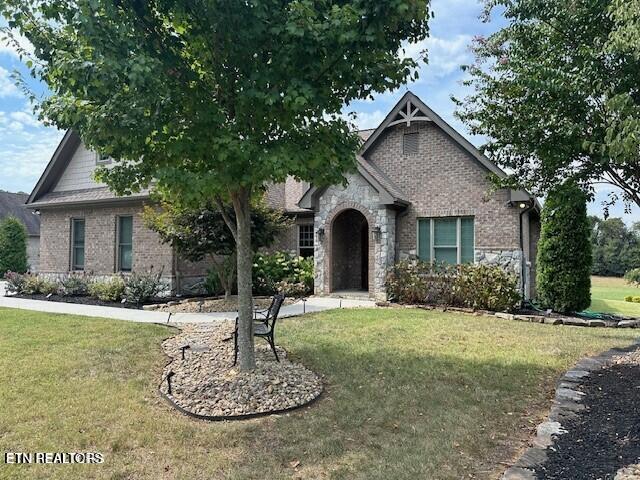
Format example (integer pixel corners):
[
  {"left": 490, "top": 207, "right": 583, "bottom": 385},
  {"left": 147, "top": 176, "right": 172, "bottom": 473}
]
[
  {"left": 365, "top": 122, "right": 521, "bottom": 257},
  {"left": 39, "top": 202, "right": 174, "bottom": 278}
]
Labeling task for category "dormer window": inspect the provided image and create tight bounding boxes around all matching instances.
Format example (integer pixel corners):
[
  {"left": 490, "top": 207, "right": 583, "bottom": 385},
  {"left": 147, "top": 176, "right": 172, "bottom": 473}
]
[
  {"left": 96, "top": 152, "right": 111, "bottom": 165},
  {"left": 403, "top": 132, "right": 419, "bottom": 155}
]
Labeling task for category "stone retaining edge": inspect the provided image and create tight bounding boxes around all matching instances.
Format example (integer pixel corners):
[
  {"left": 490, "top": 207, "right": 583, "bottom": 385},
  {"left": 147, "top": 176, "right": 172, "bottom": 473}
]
[{"left": 501, "top": 340, "right": 640, "bottom": 479}]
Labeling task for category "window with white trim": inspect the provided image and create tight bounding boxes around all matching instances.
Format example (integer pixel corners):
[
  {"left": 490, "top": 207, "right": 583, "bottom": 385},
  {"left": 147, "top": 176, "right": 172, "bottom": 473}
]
[
  {"left": 417, "top": 217, "right": 474, "bottom": 264},
  {"left": 96, "top": 152, "right": 111, "bottom": 165},
  {"left": 298, "top": 224, "right": 314, "bottom": 258},
  {"left": 71, "top": 218, "right": 85, "bottom": 271},
  {"left": 117, "top": 216, "right": 133, "bottom": 271}
]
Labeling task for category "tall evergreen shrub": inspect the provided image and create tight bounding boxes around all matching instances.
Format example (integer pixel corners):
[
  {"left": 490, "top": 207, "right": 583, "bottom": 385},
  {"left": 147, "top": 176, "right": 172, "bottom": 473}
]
[
  {"left": 536, "top": 181, "right": 592, "bottom": 312},
  {"left": 0, "top": 216, "right": 29, "bottom": 274}
]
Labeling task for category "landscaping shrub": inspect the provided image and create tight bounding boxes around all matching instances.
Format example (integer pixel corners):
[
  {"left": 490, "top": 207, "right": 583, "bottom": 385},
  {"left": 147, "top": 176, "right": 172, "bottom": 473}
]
[
  {"left": 634, "top": 296, "right": 640, "bottom": 304},
  {"left": 89, "top": 277, "right": 126, "bottom": 302},
  {"left": 386, "top": 261, "right": 520, "bottom": 311},
  {"left": 536, "top": 181, "right": 592, "bottom": 313},
  {"left": 22, "top": 274, "right": 57, "bottom": 295},
  {"left": 253, "top": 252, "right": 313, "bottom": 296},
  {"left": 3, "top": 271, "right": 26, "bottom": 294},
  {"left": 625, "top": 295, "right": 634, "bottom": 302},
  {"left": 625, "top": 268, "right": 640, "bottom": 287},
  {"left": 386, "top": 261, "right": 459, "bottom": 305},
  {"left": 123, "top": 270, "right": 165, "bottom": 304},
  {"left": 203, "top": 268, "right": 225, "bottom": 296},
  {"left": 58, "top": 273, "right": 90, "bottom": 296},
  {"left": 0, "top": 217, "right": 28, "bottom": 274},
  {"left": 454, "top": 264, "right": 521, "bottom": 311}
]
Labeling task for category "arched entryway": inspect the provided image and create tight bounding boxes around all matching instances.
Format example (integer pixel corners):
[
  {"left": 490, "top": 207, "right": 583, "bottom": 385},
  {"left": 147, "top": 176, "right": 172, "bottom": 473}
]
[{"left": 331, "top": 209, "right": 370, "bottom": 293}]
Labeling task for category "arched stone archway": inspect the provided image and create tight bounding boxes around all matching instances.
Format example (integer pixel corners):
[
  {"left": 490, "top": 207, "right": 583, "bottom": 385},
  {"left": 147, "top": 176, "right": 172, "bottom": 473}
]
[
  {"left": 322, "top": 202, "right": 376, "bottom": 295},
  {"left": 331, "top": 209, "right": 369, "bottom": 292}
]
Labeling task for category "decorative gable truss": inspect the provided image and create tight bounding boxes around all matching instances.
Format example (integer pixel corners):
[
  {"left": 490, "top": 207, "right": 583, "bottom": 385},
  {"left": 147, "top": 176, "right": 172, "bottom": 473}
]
[{"left": 388, "top": 99, "right": 431, "bottom": 128}]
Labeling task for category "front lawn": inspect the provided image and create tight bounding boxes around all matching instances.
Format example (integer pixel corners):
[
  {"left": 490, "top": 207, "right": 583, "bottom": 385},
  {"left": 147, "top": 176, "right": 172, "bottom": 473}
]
[
  {"left": 590, "top": 276, "right": 640, "bottom": 317},
  {"left": 0, "top": 307, "right": 637, "bottom": 479}
]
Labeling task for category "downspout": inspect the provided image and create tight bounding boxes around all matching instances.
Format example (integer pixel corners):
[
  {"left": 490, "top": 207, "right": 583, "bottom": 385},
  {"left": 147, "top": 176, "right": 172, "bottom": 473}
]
[{"left": 518, "top": 202, "right": 534, "bottom": 304}]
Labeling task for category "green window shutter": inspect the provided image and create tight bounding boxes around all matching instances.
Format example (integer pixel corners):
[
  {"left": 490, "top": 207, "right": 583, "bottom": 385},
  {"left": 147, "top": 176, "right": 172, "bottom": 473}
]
[
  {"left": 418, "top": 219, "right": 430, "bottom": 261},
  {"left": 460, "top": 217, "right": 475, "bottom": 263}
]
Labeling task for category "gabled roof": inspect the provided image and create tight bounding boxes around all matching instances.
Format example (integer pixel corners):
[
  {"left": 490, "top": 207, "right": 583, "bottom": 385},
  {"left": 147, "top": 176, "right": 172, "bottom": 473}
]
[
  {"left": 360, "top": 91, "right": 505, "bottom": 177},
  {"left": 27, "top": 130, "right": 81, "bottom": 205},
  {"left": 298, "top": 155, "right": 409, "bottom": 210},
  {"left": 0, "top": 191, "right": 40, "bottom": 236}
]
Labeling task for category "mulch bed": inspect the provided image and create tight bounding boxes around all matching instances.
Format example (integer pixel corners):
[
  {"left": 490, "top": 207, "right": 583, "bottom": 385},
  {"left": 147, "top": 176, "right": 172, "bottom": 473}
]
[
  {"left": 9, "top": 293, "right": 180, "bottom": 309},
  {"left": 533, "top": 354, "right": 640, "bottom": 479},
  {"left": 160, "top": 322, "right": 323, "bottom": 419}
]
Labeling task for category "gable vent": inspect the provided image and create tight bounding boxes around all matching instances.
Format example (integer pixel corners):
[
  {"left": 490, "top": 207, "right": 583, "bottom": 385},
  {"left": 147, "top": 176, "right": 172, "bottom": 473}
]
[{"left": 403, "top": 132, "right": 419, "bottom": 155}]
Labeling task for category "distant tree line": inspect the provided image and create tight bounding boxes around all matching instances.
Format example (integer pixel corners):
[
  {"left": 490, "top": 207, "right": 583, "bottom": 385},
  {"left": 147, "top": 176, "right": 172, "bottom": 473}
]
[{"left": 589, "top": 216, "right": 640, "bottom": 277}]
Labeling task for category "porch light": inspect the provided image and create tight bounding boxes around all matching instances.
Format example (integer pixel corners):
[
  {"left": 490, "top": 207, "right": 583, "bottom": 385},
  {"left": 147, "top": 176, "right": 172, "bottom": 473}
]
[
  {"left": 519, "top": 202, "right": 528, "bottom": 209},
  {"left": 317, "top": 228, "right": 325, "bottom": 241},
  {"left": 372, "top": 225, "right": 382, "bottom": 241}
]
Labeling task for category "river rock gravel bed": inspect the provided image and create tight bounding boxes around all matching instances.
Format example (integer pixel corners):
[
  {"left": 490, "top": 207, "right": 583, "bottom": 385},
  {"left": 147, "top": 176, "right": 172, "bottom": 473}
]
[{"left": 160, "top": 322, "right": 323, "bottom": 419}]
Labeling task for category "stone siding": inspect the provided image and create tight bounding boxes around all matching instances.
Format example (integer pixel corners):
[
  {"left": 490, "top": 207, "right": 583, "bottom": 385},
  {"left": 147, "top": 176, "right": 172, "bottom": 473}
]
[{"left": 314, "top": 173, "right": 396, "bottom": 300}]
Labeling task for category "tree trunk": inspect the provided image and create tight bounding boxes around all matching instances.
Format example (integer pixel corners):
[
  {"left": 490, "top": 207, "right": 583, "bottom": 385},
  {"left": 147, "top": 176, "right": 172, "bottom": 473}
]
[{"left": 230, "top": 187, "right": 255, "bottom": 371}]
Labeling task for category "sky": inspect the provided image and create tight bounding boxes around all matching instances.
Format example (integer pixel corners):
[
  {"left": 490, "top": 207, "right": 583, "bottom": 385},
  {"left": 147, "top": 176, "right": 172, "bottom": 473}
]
[{"left": 0, "top": 0, "right": 638, "bottom": 224}]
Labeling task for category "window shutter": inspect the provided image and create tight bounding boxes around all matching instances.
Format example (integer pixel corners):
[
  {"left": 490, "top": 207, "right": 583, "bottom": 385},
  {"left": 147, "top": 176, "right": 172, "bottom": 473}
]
[
  {"left": 418, "top": 219, "right": 430, "bottom": 261},
  {"left": 460, "top": 218, "right": 474, "bottom": 263}
]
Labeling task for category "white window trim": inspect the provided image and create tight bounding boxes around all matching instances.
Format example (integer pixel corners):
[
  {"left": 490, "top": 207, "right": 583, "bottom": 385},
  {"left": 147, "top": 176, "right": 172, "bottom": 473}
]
[
  {"left": 70, "top": 218, "right": 85, "bottom": 271},
  {"left": 116, "top": 215, "right": 134, "bottom": 272},
  {"left": 417, "top": 217, "right": 475, "bottom": 265}
]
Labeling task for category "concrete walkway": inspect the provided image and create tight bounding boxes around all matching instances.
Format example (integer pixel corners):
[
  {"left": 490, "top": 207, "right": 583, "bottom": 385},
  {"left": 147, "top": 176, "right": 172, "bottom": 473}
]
[{"left": 0, "top": 281, "right": 376, "bottom": 324}]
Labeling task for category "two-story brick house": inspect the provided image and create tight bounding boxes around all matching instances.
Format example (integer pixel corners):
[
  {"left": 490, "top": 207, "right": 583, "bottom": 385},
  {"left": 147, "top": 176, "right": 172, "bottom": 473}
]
[{"left": 26, "top": 92, "right": 540, "bottom": 300}]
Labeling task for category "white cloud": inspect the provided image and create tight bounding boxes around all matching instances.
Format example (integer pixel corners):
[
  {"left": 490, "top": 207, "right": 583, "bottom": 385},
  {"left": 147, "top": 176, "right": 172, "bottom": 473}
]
[
  {"left": 0, "top": 126, "right": 64, "bottom": 192},
  {"left": 343, "top": 110, "right": 387, "bottom": 130},
  {"left": 0, "top": 66, "right": 19, "bottom": 97},
  {"left": 401, "top": 34, "right": 473, "bottom": 84},
  {"left": 9, "top": 110, "right": 41, "bottom": 127}
]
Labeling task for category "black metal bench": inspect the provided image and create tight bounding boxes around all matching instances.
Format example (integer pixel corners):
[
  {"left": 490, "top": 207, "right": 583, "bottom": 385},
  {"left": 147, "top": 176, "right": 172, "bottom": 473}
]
[{"left": 233, "top": 293, "right": 285, "bottom": 365}]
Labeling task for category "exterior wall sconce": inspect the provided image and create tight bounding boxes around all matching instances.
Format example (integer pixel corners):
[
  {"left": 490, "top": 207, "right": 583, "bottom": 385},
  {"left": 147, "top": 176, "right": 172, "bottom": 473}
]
[
  {"left": 317, "top": 227, "right": 325, "bottom": 242},
  {"left": 372, "top": 226, "right": 382, "bottom": 241}
]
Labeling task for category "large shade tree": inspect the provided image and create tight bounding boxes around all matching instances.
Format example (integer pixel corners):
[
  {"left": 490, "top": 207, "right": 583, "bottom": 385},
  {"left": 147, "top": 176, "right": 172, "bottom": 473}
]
[
  {"left": 1, "top": 0, "right": 431, "bottom": 370},
  {"left": 455, "top": 0, "right": 640, "bottom": 210}
]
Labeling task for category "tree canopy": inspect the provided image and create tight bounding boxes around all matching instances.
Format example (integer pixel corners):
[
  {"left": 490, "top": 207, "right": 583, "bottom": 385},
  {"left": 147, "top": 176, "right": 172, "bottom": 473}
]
[
  {"left": 590, "top": 216, "right": 640, "bottom": 277},
  {"left": 1, "top": 0, "right": 432, "bottom": 369},
  {"left": 456, "top": 0, "right": 640, "bottom": 209}
]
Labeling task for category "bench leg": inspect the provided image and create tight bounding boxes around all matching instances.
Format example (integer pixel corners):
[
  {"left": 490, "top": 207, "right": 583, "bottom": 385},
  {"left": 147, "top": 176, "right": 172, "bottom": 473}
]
[
  {"left": 233, "top": 327, "right": 239, "bottom": 366},
  {"left": 268, "top": 334, "right": 279, "bottom": 363}
]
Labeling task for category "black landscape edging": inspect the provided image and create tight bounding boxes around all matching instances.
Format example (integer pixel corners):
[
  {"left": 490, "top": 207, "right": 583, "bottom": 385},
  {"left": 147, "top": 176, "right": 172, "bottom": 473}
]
[
  {"left": 158, "top": 385, "right": 323, "bottom": 422},
  {"left": 501, "top": 340, "right": 640, "bottom": 480},
  {"left": 156, "top": 326, "right": 324, "bottom": 422}
]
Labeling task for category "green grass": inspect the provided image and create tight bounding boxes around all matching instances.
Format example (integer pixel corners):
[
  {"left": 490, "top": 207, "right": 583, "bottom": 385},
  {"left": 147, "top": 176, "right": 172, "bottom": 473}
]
[
  {"left": 589, "top": 276, "right": 640, "bottom": 317},
  {"left": 0, "top": 307, "right": 638, "bottom": 479}
]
